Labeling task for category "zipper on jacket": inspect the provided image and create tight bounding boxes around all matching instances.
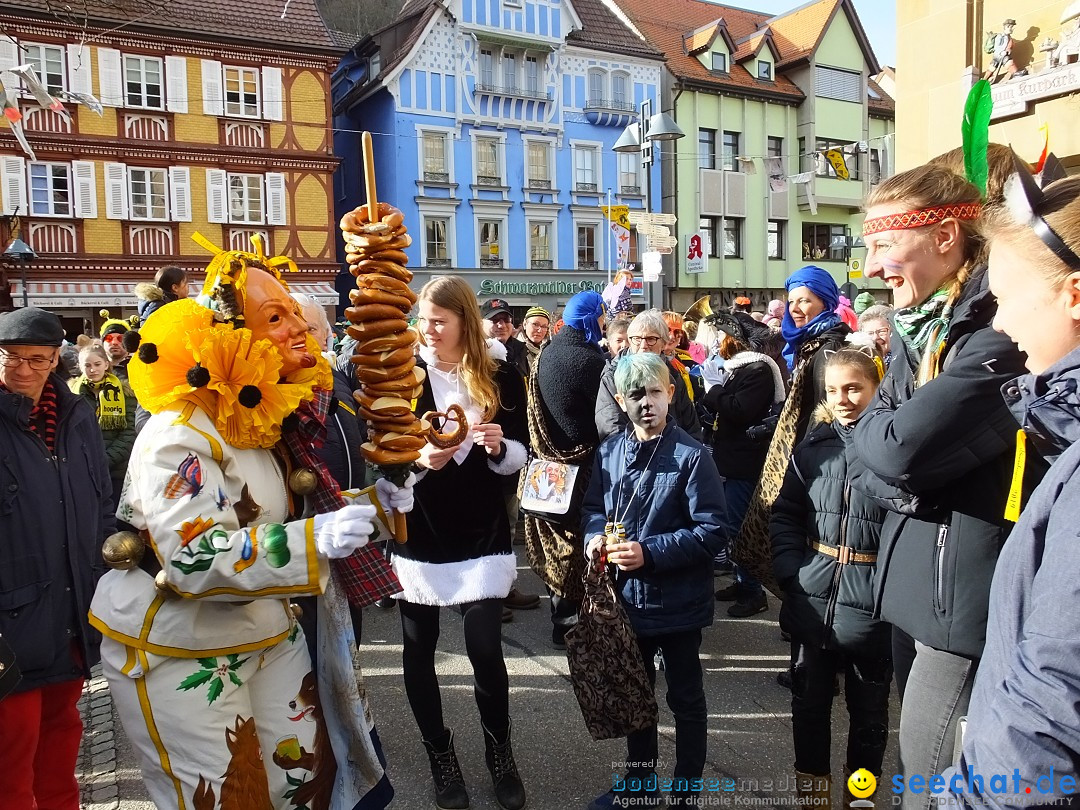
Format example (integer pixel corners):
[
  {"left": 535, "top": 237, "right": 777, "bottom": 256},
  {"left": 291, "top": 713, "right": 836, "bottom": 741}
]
[
  {"left": 933, "top": 523, "right": 949, "bottom": 614},
  {"left": 822, "top": 480, "right": 850, "bottom": 635}
]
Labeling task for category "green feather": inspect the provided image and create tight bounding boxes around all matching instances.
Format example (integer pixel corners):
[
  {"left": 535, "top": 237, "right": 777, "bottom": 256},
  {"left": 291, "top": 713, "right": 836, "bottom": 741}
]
[{"left": 961, "top": 80, "right": 993, "bottom": 198}]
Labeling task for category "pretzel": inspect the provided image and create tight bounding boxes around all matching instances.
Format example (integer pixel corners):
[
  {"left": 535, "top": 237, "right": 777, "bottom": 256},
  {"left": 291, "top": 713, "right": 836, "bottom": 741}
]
[
  {"left": 352, "top": 346, "right": 415, "bottom": 368},
  {"left": 369, "top": 431, "right": 427, "bottom": 452},
  {"left": 349, "top": 287, "right": 414, "bottom": 312},
  {"left": 361, "top": 443, "right": 420, "bottom": 466},
  {"left": 354, "top": 358, "right": 416, "bottom": 383},
  {"left": 352, "top": 329, "right": 418, "bottom": 353},
  {"left": 422, "top": 404, "right": 469, "bottom": 449},
  {"left": 353, "top": 259, "right": 414, "bottom": 283},
  {"left": 346, "top": 318, "right": 410, "bottom": 340},
  {"left": 356, "top": 274, "right": 417, "bottom": 301},
  {"left": 345, "top": 304, "right": 408, "bottom": 323}
]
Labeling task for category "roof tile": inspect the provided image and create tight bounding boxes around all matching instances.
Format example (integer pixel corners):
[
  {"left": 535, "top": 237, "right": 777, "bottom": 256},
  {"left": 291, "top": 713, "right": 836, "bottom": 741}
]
[{"left": 566, "top": 0, "right": 663, "bottom": 60}]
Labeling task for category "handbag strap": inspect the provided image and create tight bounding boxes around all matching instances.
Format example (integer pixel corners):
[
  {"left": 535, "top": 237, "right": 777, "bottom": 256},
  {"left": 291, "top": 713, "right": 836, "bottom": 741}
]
[{"left": 527, "top": 356, "right": 595, "bottom": 466}]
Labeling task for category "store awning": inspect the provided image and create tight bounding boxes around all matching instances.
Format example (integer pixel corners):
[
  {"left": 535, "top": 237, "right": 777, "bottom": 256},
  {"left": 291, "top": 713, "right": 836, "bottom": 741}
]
[{"left": 10, "top": 281, "right": 341, "bottom": 309}]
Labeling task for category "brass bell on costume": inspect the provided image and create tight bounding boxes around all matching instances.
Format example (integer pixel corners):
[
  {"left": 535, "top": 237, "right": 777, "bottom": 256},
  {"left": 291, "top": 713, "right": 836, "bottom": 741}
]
[
  {"left": 289, "top": 602, "right": 304, "bottom": 620},
  {"left": 288, "top": 467, "right": 318, "bottom": 496},
  {"left": 154, "top": 570, "right": 180, "bottom": 599},
  {"left": 102, "top": 531, "right": 145, "bottom": 570}
]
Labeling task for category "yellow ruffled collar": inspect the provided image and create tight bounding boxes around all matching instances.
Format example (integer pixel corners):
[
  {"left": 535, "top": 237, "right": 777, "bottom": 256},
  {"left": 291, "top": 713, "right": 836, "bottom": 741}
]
[{"left": 127, "top": 299, "right": 333, "bottom": 449}]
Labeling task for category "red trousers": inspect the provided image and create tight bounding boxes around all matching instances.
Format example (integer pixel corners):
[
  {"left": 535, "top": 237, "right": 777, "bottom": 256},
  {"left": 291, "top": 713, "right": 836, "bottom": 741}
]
[{"left": 0, "top": 678, "right": 85, "bottom": 810}]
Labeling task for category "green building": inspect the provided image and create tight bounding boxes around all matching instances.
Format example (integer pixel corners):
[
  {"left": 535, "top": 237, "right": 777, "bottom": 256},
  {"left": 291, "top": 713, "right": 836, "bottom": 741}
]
[{"left": 610, "top": 0, "right": 894, "bottom": 311}]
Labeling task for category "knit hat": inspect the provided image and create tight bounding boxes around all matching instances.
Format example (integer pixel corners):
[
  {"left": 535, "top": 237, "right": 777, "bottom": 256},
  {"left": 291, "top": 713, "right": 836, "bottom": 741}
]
[
  {"left": 853, "top": 292, "right": 877, "bottom": 315},
  {"left": 0, "top": 306, "right": 65, "bottom": 346},
  {"left": 523, "top": 306, "right": 550, "bottom": 322}
]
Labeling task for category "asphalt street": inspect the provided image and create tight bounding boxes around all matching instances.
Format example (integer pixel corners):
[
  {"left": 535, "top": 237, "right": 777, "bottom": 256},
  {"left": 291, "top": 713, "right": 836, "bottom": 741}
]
[{"left": 79, "top": 564, "right": 900, "bottom": 810}]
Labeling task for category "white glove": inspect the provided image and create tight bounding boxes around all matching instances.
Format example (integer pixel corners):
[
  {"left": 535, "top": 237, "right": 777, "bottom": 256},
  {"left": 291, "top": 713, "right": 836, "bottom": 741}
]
[
  {"left": 700, "top": 355, "right": 728, "bottom": 392},
  {"left": 376, "top": 472, "right": 416, "bottom": 514},
  {"left": 313, "top": 504, "right": 375, "bottom": 559}
]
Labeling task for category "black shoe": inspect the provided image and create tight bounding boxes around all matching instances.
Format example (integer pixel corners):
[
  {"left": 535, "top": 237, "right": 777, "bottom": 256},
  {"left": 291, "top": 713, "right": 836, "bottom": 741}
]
[
  {"left": 780, "top": 629, "right": 791, "bottom": 642},
  {"left": 505, "top": 587, "right": 541, "bottom": 610},
  {"left": 727, "top": 591, "right": 768, "bottom": 617},
  {"left": 502, "top": 607, "right": 514, "bottom": 623},
  {"left": 776, "top": 669, "right": 793, "bottom": 690},
  {"left": 375, "top": 596, "right": 396, "bottom": 609},
  {"left": 551, "top": 627, "right": 567, "bottom": 650},
  {"left": 483, "top": 722, "right": 526, "bottom": 810},
  {"left": 422, "top": 729, "right": 469, "bottom": 810},
  {"left": 715, "top": 583, "right": 741, "bottom": 601}
]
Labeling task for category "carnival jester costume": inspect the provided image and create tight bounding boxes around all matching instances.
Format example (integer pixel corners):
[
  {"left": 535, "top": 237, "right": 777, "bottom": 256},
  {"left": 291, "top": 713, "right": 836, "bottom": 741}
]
[{"left": 90, "top": 237, "right": 404, "bottom": 810}]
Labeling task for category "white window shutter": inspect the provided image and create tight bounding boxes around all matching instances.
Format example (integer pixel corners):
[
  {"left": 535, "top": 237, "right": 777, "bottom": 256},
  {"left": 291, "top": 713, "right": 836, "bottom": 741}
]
[
  {"left": 71, "top": 160, "right": 97, "bottom": 218},
  {"left": 169, "top": 166, "right": 191, "bottom": 221},
  {"left": 67, "top": 44, "right": 93, "bottom": 96},
  {"left": 0, "top": 155, "right": 27, "bottom": 213},
  {"left": 265, "top": 172, "right": 287, "bottom": 225},
  {"left": 104, "top": 162, "right": 128, "bottom": 219},
  {"left": 164, "top": 56, "right": 189, "bottom": 114},
  {"left": 97, "top": 47, "right": 123, "bottom": 107},
  {"left": 206, "top": 169, "right": 227, "bottom": 223},
  {"left": 723, "top": 171, "right": 748, "bottom": 217},
  {"left": 261, "top": 66, "right": 283, "bottom": 121},
  {"left": 0, "top": 36, "right": 18, "bottom": 73},
  {"left": 201, "top": 59, "right": 223, "bottom": 116}
]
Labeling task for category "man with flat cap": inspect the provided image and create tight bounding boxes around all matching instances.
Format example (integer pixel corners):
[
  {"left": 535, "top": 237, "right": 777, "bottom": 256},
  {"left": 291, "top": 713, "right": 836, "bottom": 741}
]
[{"left": 0, "top": 307, "right": 115, "bottom": 810}]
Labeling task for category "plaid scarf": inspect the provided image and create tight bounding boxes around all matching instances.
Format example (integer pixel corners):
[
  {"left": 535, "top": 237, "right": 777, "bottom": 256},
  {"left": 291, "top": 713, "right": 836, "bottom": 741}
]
[
  {"left": 30, "top": 380, "right": 59, "bottom": 453},
  {"left": 278, "top": 389, "right": 401, "bottom": 608},
  {"left": 893, "top": 288, "right": 951, "bottom": 350}
]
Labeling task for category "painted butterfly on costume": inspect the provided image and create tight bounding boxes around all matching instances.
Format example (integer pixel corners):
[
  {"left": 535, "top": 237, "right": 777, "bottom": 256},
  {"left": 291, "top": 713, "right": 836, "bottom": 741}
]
[
  {"left": 214, "top": 486, "right": 231, "bottom": 511},
  {"left": 164, "top": 453, "right": 204, "bottom": 499}
]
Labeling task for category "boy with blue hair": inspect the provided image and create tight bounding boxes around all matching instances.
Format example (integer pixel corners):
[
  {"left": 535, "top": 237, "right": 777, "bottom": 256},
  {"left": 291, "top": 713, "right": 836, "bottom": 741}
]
[{"left": 581, "top": 352, "right": 726, "bottom": 809}]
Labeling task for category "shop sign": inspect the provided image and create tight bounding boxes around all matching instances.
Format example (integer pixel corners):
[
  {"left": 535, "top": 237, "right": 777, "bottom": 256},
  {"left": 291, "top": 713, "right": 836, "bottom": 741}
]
[
  {"left": 478, "top": 277, "right": 606, "bottom": 297},
  {"left": 991, "top": 62, "right": 1080, "bottom": 120}
]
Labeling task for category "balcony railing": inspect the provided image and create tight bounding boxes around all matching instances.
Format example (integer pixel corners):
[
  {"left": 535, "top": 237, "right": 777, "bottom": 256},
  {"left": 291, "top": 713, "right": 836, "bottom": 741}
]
[
  {"left": 423, "top": 171, "right": 450, "bottom": 183},
  {"left": 426, "top": 257, "right": 452, "bottom": 268},
  {"left": 480, "top": 256, "right": 503, "bottom": 268},
  {"left": 474, "top": 82, "right": 552, "bottom": 101},
  {"left": 578, "top": 261, "right": 598, "bottom": 271},
  {"left": 575, "top": 182, "right": 598, "bottom": 193},
  {"left": 528, "top": 178, "right": 552, "bottom": 189},
  {"left": 620, "top": 185, "right": 642, "bottom": 196},
  {"left": 530, "top": 259, "right": 554, "bottom": 270},
  {"left": 476, "top": 175, "right": 502, "bottom": 186},
  {"left": 584, "top": 98, "right": 637, "bottom": 113}
]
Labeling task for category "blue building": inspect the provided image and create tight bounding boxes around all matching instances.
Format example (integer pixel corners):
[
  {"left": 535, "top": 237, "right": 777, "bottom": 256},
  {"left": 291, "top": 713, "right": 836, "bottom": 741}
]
[{"left": 332, "top": 0, "right": 664, "bottom": 312}]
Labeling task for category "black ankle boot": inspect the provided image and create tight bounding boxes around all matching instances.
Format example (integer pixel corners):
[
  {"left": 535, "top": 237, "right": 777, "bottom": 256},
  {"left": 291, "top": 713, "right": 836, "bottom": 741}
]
[
  {"left": 422, "top": 729, "right": 469, "bottom": 810},
  {"left": 482, "top": 721, "right": 526, "bottom": 810}
]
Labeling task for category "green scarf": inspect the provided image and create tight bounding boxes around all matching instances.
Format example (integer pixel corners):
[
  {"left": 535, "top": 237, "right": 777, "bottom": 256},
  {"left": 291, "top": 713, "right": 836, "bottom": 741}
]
[
  {"left": 893, "top": 287, "right": 954, "bottom": 387},
  {"left": 70, "top": 372, "right": 128, "bottom": 431}
]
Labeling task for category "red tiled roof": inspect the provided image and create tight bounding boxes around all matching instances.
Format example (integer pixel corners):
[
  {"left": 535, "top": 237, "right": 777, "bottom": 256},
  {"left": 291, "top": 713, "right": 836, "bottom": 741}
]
[
  {"left": 766, "top": 0, "right": 842, "bottom": 68},
  {"left": 867, "top": 76, "right": 895, "bottom": 115},
  {"left": 3, "top": 0, "right": 337, "bottom": 51},
  {"left": 567, "top": 0, "right": 663, "bottom": 60}
]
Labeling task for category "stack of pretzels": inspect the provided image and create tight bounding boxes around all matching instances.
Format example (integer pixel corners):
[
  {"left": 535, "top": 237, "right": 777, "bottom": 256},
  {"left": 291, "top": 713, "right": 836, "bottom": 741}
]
[{"left": 341, "top": 202, "right": 429, "bottom": 468}]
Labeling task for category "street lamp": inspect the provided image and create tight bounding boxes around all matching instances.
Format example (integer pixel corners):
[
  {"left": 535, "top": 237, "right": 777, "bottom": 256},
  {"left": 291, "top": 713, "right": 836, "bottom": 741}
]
[
  {"left": 4, "top": 237, "right": 36, "bottom": 308},
  {"left": 614, "top": 98, "right": 685, "bottom": 307}
]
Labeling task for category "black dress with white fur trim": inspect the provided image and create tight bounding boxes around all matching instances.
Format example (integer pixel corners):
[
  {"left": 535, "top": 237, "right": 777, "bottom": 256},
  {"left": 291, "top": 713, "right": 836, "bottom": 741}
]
[{"left": 392, "top": 349, "right": 529, "bottom": 606}]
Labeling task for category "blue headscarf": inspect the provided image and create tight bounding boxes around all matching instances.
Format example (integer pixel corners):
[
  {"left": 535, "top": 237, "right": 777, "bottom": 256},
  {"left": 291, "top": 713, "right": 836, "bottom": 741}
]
[
  {"left": 780, "top": 265, "right": 842, "bottom": 370},
  {"left": 562, "top": 290, "right": 606, "bottom": 346}
]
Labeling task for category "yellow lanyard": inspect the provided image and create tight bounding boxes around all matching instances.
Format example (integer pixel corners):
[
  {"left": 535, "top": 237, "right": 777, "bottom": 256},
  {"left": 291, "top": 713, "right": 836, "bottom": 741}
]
[{"left": 1004, "top": 429, "right": 1027, "bottom": 522}]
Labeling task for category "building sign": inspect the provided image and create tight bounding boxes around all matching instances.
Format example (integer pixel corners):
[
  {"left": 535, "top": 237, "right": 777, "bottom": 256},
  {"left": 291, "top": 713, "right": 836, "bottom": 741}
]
[
  {"left": 478, "top": 277, "right": 606, "bottom": 297},
  {"left": 685, "top": 234, "right": 705, "bottom": 274},
  {"left": 990, "top": 62, "right": 1080, "bottom": 120}
]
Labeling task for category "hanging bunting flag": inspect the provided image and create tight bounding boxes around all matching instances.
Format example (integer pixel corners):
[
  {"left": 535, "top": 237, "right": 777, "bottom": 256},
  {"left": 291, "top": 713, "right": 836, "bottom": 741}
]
[
  {"left": 824, "top": 149, "right": 850, "bottom": 180},
  {"left": 601, "top": 205, "right": 632, "bottom": 270},
  {"left": 764, "top": 157, "right": 784, "bottom": 179},
  {"left": 769, "top": 177, "right": 787, "bottom": 193},
  {"left": 788, "top": 171, "right": 813, "bottom": 184},
  {"left": 736, "top": 157, "right": 757, "bottom": 175}
]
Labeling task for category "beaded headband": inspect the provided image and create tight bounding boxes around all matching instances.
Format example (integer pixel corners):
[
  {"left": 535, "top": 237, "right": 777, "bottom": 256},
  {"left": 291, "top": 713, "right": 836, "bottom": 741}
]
[{"left": 862, "top": 203, "right": 983, "bottom": 237}]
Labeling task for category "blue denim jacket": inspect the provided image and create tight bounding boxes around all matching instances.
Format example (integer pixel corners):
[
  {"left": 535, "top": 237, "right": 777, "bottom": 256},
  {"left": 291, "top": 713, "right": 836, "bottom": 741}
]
[{"left": 581, "top": 421, "right": 726, "bottom": 637}]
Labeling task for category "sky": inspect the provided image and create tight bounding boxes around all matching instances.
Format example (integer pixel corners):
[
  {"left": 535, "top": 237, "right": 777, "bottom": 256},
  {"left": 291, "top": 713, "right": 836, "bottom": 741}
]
[{"left": 741, "top": 0, "right": 897, "bottom": 68}]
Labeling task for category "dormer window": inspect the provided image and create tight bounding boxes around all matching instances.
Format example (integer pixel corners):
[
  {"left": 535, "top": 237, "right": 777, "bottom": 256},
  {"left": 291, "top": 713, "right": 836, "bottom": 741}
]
[
  {"left": 711, "top": 52, "right": 727, "bottom": 72},
  {"left": 758, "top": 61, "right": 772, "bottom": 80}
]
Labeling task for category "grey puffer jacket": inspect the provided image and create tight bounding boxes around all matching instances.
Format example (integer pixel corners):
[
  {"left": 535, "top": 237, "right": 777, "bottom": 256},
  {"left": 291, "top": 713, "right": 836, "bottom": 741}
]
[{"left": 770, "top": 405, "right": 891, "bottom": 655}]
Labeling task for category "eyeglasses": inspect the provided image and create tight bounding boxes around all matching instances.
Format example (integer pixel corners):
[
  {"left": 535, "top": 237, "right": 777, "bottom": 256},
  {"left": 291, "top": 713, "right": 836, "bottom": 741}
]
[
  {"left": 490, "top": 316, "right": 512, "bottom": 325},
  {"left": 0, "top": 350, "right": 56, "bottom": 370},
  {"left": 867, "top": 328, "right": 891, "bottom": 338},
  {"left": 628, "top": 335, "right": 662, "bottom": 347}
]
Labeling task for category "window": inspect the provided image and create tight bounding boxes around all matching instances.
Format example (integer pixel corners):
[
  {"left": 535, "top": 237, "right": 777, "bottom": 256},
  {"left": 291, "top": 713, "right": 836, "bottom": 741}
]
[
  {"left": 129, "top": 168, "right": 168, "bottom": 220},
  {"left": 814, "top": 66, "right": 861, "bottom": 103},
  {"left": 802, "top": 223, "right": 847, "bottom": 261},
  {"left": 723, "top": 218, "right": 742, "bottom": 258},
  {"left": 722, "top": 131, "right": 740, "bottom": 171},
  {"left": 577, "top": 225, "right": 597, "bottom": 269},
  {"left": 711, "top": 52, "right": 727, "bottom": 72},
  {"left": 22, "top": 44, "right": 65, "bottom": 95},
  {"left": 369, "top": 53, "right": 381, "bottom": 78},
  {"left": 423, "top": 132, "right": 449, "bottom": 182},
  {"left": 228, "top": 173, "right": 263, "bottom": 223},
  {"left": 527, "top": 141, "right": 550, "bottom": 188},
  {"left": 502, "top": 53, "right": 517, "bottom": 92},
  {"left": 124, "top": 55, "right": 163, "bottom": 109},
  {"left": 574, "top": 146, "right": 598, "bottom": 192},
  {"left": 768, "top": 220, "right": 784, "bottom": 260},
  {"left": 758, "top": 61, "right": 772, "bottom": 80},
  {"left": 479, "top": 49, "right": 494, "bottom": 88},
  {"left": 767, "top": 136, "right": 784, "bottom": 159},
  {"left": 612, "top": 73, "right": 628, "bottom": 106},
  {"left": 588, "top": 69, "right": 604, "bottom": 106},
  {"left": 479, "top": 220, "right": 501, "bottom": 267},
  {"left": 698, "top": 128, "right": 716, "bottom": 170},
  {"left": 698, "top": 217, "right": 717, "bottom": 258},
  {"left": 424, "top": 217, "right": 450, "bottom": 266},
  {"left": 870, "top": 148, "right": 882, "bottom": 185},
  {"left": 618, "top": 152, "right": 640, "bottom": 194},
  {"left": 28, "top": 163, "right": 71, "bottom": 217},
  {"left": 224, "top": 66, "right": 259, "bottom": 117},
  {"left": 815, "top": 139, "right": 858, "bottom": 179},
  {"left": 529, "top": 221, "right": 552, "bottom": 268},
  {"left": 526, "top": 56, "right": 539, "bottom": 95},
  {"left": 476, "top": 137, "right": 500, "bottom": 184}
]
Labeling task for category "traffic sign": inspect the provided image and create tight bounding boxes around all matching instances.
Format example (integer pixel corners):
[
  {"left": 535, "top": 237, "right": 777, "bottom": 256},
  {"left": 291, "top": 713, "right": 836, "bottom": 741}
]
[
  {"left": 635, "top": 224, "right": 670, "bottom": 237},
  {"left": 627, "top": 211, "right": 678, "bottom": 226},
  {"left": 647, "top": 235, "right": 678, "bottom": 248}
]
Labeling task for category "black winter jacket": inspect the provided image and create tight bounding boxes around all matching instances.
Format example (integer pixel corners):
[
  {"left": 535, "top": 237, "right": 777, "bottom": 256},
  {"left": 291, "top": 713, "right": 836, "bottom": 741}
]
[
  {"left": 771, "top": 411, "right": 891, "bottom": 655},
  {"left": 0, "top": 377, "right": 115, "bottom": 691},
  {"left": 703, "top": 357, "right": 777, "bottom": 480},
  {"left": 317, "top": 363, "right": 370, "bottom": 491},
  {"left": 850, "top": 268, "right": 1041, "bottom": 658},
  {"left": 595, "top": 350, "right": 702, "bottom": 442},
  {"left": 535, "top": 325, "right": 607, "bottom": 452}
]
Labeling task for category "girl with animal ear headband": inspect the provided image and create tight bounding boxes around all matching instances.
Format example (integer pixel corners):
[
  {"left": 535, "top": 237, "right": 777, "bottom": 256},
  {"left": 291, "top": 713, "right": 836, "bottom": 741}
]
[{"left": 90, "top": 234, "right": 406, "bottom": 810}]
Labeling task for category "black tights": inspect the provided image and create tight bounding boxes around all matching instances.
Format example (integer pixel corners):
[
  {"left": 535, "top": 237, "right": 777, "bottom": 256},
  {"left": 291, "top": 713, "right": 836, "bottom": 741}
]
[{"left": 399, "top": 598, "right": 510, "bottom": 742}]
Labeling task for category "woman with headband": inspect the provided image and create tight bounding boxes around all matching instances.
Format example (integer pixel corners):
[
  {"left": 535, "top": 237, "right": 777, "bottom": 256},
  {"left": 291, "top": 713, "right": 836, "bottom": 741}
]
[
  {"left": 89, "top": 237, "right": 409, "bottom": 810},
  {"left": 849, "top": 163, "right": 1034, "bottom": 807}
]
